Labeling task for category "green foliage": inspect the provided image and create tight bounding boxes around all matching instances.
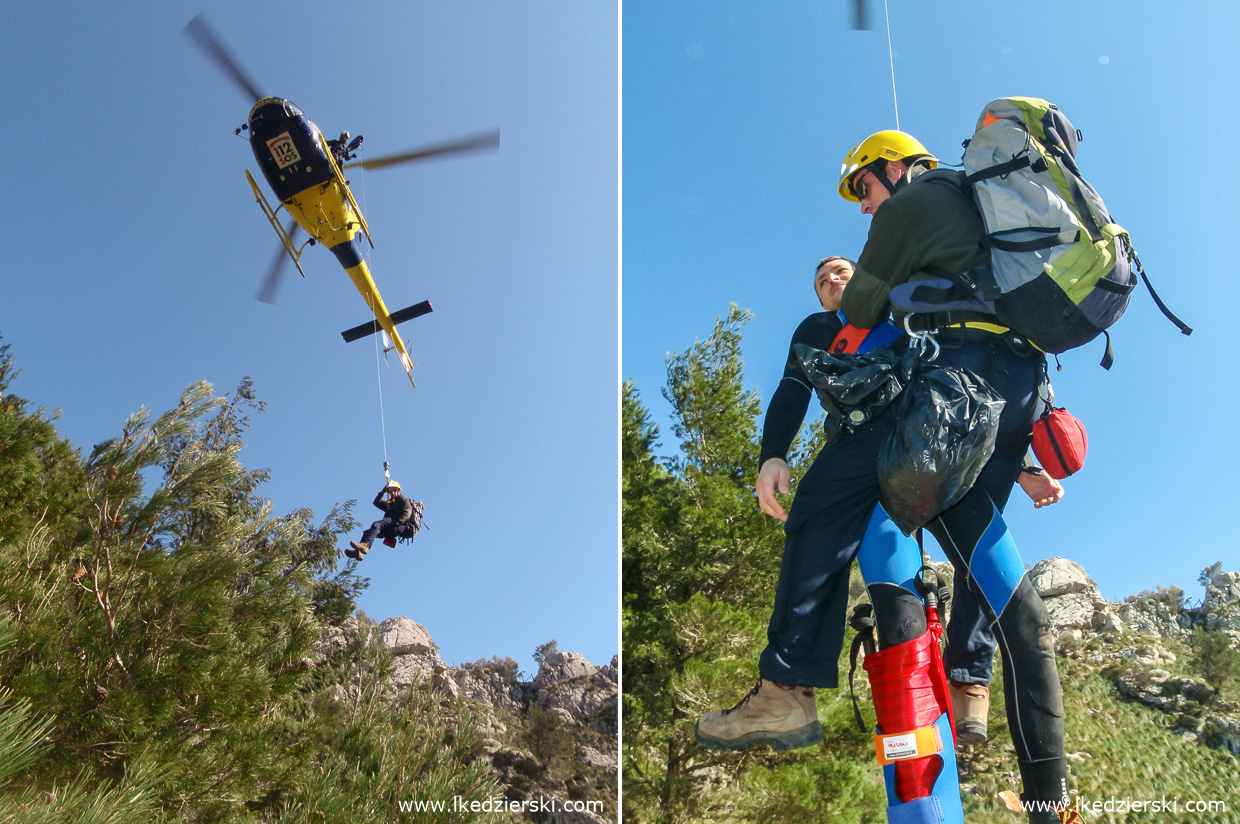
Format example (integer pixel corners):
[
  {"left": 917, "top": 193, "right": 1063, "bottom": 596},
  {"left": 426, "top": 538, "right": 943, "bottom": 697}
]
[
  {"left": 533, "top": 639, "right": 560, "bottom": 669},
  {"left": 733, "top": 755, "right": 883, "bottom": 824},
  {"left": 623, "top": 309, "right": 884, "bottom": 823},
  {"left": 1199, "top": 561, "right": 1226, "bottom": 589},
  {"left": 1191, "top": 627, "right": 1240, "bottom": 699},
  {"left": 281, "top": 621, "right": 508, "bottom": 823},
  {"left": 957, "top": 637, "right": 1240, "bottom": 822},
  {"left": 522, "top": 704, "right": 575, "bottom": 776},
  {"left": 0, "top": 344, "right": 507, "bottom": 822},
  {"left": 0, "top": 583, "right": 166, "bottom": 824},
  {"left": 0, "top": 340, "right": 87, "bottom": 568},
  {"left": 1126, "top": 584, "right": 1186, "bottom": 614}
]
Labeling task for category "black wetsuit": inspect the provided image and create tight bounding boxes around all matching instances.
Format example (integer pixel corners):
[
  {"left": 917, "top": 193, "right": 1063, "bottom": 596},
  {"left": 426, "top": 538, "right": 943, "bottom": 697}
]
[{"left": 842, "top": 169, "right": 1069, "bottom": 817}]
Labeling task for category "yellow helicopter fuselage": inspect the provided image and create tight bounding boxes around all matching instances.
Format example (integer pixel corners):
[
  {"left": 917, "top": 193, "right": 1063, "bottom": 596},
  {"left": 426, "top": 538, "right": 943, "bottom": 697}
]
[{"left": 246, "top": 97, "right": 421, "bottom": 385}]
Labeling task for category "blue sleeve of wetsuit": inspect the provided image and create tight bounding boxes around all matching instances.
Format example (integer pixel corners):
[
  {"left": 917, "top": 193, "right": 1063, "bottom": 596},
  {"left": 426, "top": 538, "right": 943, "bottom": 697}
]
[{"left": 758, "top": 313, "right": 843, "bottom": 468}]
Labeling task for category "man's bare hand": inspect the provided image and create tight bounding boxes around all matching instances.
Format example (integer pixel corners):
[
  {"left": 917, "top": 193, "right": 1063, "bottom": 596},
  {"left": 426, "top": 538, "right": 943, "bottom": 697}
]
[
  {"left": 756, "top": 458, "right": 793, "bottom": 522},
  {"left": 1018, "top": 470, "right": 1064, "bottom": 509}
]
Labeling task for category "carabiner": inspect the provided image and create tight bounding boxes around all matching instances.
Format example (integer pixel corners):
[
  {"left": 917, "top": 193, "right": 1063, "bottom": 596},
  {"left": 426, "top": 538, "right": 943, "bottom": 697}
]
[{"left": 902, "top": 313, "right": 940, "bottom": 362}]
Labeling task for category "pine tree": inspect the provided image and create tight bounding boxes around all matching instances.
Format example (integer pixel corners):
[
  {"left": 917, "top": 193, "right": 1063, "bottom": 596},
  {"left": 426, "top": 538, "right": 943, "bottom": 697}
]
[
  {"left": 623, "top": 307, "right": 883, "bottom": 823},
  {"left": 0, "top": 346, "right": 514, "bottom": 822}
]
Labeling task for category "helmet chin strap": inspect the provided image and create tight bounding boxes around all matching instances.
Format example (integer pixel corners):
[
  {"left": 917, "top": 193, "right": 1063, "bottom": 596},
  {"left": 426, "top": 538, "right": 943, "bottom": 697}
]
[{"left": 873, "top": 160, "right": 899, "bottom": 195}]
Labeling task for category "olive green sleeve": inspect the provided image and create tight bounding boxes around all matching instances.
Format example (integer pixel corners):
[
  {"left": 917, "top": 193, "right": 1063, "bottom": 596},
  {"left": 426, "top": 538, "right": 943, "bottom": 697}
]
[
  {"left": 839, "top": 266, "right": 892, "bottom": 329},
  {"left": 841, "top": 175, "right": 988, "bottom": 329}
]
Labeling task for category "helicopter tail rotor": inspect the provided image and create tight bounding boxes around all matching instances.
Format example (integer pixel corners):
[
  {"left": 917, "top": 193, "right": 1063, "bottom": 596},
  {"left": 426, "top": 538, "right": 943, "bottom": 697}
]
[{"left": 183, "top": 13, "right": 265, "bottom": 103}]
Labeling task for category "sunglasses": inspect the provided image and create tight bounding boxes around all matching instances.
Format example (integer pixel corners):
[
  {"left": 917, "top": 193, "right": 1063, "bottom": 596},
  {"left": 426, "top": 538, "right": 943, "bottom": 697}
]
[{"left": 850, "top": 169, "right": 872, "bottom": 200}]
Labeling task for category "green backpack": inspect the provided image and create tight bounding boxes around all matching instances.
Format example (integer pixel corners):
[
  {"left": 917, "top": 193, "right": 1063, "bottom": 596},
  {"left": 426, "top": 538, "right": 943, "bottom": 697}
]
[{"left": 959, "top": 97, "right": 1190, "bottom": 366}]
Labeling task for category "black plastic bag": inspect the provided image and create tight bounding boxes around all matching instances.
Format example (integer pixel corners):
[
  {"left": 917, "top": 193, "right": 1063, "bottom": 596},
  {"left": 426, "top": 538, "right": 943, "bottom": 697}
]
[
  {"left": 878, "top": 362, "right": 1005, "bottom": 534},
  {"left": 793, "top": 344, "right": 918, "bottom": 445}
]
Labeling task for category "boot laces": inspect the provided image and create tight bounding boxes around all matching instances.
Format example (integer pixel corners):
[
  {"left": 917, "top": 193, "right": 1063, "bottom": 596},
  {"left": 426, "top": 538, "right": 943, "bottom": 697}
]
[{"left": 722, "top": 679, "right": 763, "bottom": 715}]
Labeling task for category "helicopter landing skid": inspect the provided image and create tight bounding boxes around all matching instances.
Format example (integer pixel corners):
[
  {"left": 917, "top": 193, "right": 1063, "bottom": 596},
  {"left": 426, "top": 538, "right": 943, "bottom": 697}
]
[{"left": 246, "top": 169, "right": 308, "bottom": 278}]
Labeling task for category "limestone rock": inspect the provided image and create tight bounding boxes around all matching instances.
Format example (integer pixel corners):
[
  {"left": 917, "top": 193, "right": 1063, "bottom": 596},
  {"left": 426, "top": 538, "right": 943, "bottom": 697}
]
[
  {"left": 1201, "top": 568, "right": 1240, "bottom": 639},
  {"left": 389, "top": 652, "right": 441, "bottom": 691},
  {"left": 534, "top": 649, "right": 597, "bottom": 688},
  {"left": 475, "top": 737, "right": 504, "bottom": 756},
  {"left": 1121, "top": 642, "right": 1176, "bottom": 668},
  {"left": 319, "top": 618, "right": 617, "bottom": 822},
  {"left": 1044, "top": 590, "right": 1107, "bottom": 630},
  {"left": 1030, "top": 558, "right": 1111, "bottom": 630},
  {"left": 1030, "top": 557, "right": 1094, "bottom": 598},
  {"left": 1203, "top": 714, "right": 1240, "bottom": 756},
  {"left": 532, "top": 648, "right": 619, "bottom": 727},
  {"left": 447, "top": 657, "right": 526, "bottom": 714},
  {"left": 378, "top": 617, "right": 437, "bottom": 656}
]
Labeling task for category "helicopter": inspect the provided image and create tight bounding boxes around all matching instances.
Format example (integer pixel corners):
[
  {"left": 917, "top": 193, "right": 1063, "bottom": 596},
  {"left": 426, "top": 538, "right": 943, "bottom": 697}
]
[{"left": 183, "top": 14, "right": 498, "bottom": 387}]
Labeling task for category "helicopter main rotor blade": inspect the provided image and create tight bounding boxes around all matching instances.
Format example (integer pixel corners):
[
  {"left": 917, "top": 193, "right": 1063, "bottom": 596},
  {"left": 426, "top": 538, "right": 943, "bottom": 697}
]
[
  {"left": 852, "top": 0, "right": 870, "bottom": 29},
  {"left": 342, "top": 130, "right": 500, "bottom": 171},
  {"left": 257, "top": 221, "right": 301, "bottom": 304},
  {"left": 183, "top": 14, "right": 264, "bottom": 104}
]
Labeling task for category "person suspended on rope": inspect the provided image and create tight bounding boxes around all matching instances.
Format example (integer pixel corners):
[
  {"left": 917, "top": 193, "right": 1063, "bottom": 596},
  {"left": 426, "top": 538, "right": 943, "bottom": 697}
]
[
  {"left": 696, "top": 254, "right": 1065, "bottom": 824},
  {"left": 346, "top": 479, "right": 423, "bottom": 561},
  {"left": 838, "top": 129, "right": 1078, "bottom": 824}
]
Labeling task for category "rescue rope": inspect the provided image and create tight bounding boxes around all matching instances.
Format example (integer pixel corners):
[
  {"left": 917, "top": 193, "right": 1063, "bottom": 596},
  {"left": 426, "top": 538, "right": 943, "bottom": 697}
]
[
  {"left": 358, "top": 168, "right": 391, "bottom": 472},
  {"left": 883, "top": 0, "right": 899, "bottom": 129}
]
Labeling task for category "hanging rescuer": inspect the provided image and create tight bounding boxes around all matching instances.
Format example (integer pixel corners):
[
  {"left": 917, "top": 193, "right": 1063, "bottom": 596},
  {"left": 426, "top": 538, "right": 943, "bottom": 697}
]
[
  {"left": 839, "top": 127, "right": 1081, "bottom": 824},
  {"left": 346, "top": 476, "right": 423, "bottom": 561}
]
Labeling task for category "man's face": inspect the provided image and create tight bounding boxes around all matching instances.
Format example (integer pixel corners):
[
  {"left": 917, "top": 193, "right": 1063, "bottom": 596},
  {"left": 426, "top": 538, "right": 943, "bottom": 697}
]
[
  {"left": 849, "top": 159, "right": 905, "bottom": 215},
  {"left": 815, "top": 259, "right": 854, "bottom": 311}
]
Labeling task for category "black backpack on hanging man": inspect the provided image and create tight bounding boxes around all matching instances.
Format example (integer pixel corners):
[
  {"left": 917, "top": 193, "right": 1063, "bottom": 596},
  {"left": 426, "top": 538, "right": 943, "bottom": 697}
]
[
  {"left": 399, "top": 500, "right": 424, "bottom": 539},
  {"left": 942, "top": 97, "right": 1191, "bottom": 367}
]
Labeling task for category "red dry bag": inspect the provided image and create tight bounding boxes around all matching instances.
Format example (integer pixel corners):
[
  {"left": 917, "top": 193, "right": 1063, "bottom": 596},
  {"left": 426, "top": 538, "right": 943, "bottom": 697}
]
[{"left": 1031, "top": 407, "right": 1087, "bottom": 479}]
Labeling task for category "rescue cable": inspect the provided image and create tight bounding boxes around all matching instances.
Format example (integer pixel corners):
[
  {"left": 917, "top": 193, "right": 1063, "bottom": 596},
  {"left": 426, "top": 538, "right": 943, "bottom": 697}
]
[
  {"left": 883, "top": 0, "right": 899, "bottom": 129},
  {"left": 357, "top": 166, "right": 392, "bottom": 473}
]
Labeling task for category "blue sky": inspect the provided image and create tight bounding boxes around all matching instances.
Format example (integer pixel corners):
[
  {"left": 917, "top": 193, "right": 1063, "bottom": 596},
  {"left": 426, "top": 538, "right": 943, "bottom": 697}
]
[
  {"left": 1, "top": 0, "right": 618, "bottom": 673},
  {"left": 623, "top": 1, "right": 1239, "bottom": 605}
]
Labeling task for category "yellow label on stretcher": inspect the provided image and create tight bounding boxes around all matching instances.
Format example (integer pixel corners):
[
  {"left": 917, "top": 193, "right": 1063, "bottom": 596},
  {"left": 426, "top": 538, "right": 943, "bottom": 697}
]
[{"left": 874, "top": 724, "right": 943, "bottom": 765}]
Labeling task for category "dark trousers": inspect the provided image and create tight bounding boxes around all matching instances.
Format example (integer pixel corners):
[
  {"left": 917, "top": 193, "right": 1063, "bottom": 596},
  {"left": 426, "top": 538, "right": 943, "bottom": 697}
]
[
  {"left": 758, "top": 407, "right": 998, "bottom": 689},
  {"left": 361, "top": 518, "right": 400, "bottom": 544},
  {"left": 760, "top": 335, "right": 1052, "bottom": 710}
]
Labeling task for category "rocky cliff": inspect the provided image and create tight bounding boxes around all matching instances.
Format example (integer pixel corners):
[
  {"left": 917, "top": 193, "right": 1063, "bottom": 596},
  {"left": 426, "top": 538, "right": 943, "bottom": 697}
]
[
  {"left": 1029, "top": 558, "right": 1240, "bottom": 758},
  {"left": 927, "top": 557, "right": 1240, "bottom": 759},
  {"left": 319, "top": 617, "right": 618, "bottom": 824}
]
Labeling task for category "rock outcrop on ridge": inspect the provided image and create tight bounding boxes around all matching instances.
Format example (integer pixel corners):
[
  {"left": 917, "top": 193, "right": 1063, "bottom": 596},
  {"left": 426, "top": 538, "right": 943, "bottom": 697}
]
[
  {"left": 1029, "top": 558, "right": 1240, "bottom": 758},
  {"left": 319, "top": 617, "right": 618, "bottom": 824}
]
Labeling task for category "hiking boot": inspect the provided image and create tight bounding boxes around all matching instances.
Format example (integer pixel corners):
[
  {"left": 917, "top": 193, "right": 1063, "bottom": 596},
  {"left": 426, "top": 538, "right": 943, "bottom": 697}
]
[
  {"left": 950, "top": 680, "right": 989, "bottom": 744},
  {"left": 695, "top": 677, "right": 822, "bottom": 752},
  {"left": 346, "top": 541, "right": 370, "bottom": 560}
]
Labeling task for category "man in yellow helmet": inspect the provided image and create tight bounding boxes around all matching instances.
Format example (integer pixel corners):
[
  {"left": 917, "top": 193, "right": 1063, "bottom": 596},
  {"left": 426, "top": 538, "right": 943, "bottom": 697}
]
[
  {"left": 837, "top": 129, "right": 938, "bottom": 210},
  {"left": 835, "top": 130, "right": 1076, "bottom": 824},
  {"left": 346, "top": 480, "right": 421, "bottom": 561}
]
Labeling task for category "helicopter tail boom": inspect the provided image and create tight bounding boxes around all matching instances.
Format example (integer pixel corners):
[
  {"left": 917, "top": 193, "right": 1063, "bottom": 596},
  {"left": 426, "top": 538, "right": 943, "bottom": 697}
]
[{"left": 341, "top": 300, "right": 434, "bottom": 343}]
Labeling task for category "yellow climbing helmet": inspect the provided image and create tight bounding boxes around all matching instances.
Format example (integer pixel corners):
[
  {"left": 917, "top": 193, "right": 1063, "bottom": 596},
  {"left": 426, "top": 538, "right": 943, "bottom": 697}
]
[
  {"left": 838, "top": 130, "right": 937, "bottom": 202},
  {"left": 386, "top": 480, "right": 402, "bottom": 493}
]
